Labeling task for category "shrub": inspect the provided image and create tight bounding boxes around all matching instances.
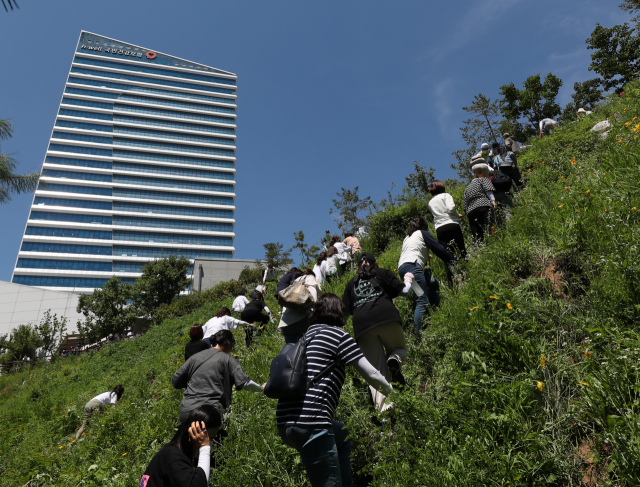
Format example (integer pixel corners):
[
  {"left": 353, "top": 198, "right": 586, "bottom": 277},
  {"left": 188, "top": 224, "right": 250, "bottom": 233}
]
[{"left": 366, "top": 198, "right": 432, "bottom": 253}]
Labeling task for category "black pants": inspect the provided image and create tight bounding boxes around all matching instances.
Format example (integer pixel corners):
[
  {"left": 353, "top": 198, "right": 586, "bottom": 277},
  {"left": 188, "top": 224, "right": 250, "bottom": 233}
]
[
  {"left": 500, "top": 165, "right": 524, "bottom": 188},
  {"left": 467, "top": 207, "right": 492, "bottom": 243},
  {"left": 240, "top": 309, "right": 269, "bottom": 326},
  {"left": 436, "top": 223, "right": 467, "bottom": 260}
]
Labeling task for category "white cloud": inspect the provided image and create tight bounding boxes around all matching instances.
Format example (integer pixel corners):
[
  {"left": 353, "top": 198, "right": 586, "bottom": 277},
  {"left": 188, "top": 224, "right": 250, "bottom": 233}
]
[{"left": 432, "top": 78, "right": 457, "bottom": 137}]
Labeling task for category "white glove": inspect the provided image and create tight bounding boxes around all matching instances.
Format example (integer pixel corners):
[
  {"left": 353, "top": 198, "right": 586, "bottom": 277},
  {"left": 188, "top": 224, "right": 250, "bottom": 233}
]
[{"left": 403, "top": 272, "right": 415, "bottom": 283}]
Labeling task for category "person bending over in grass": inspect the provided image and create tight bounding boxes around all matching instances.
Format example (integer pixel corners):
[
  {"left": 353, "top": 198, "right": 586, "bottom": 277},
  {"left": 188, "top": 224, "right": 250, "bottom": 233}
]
[
  {"left": 202, "top": 308, "right": 253, "bottom": 346},
  {"left": 172, "top": 330, "right": 265, "bottom": 422},
  {"left": 232, "top": 290, "right": 250, "bottom": 313},
  {"left": 76, "top": 385, "right": 124, "bottom": 439},
  {"left": 277, "top": 294, "right": 392, "bottom": 487},
  {"left": 185, "top": 325, "right": 210, "bottom": 361},
  {"left": 240, "top": 292, "right": 272, "bottom": 329},
  {"left": 139, "top": 405, "right": 221, "bottom": 487}
]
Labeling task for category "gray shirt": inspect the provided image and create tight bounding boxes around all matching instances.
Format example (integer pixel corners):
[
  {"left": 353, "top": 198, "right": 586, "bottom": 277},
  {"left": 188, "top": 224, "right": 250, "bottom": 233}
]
[{"left": 172, "top": 348, "right": 249, "bottom": 420}]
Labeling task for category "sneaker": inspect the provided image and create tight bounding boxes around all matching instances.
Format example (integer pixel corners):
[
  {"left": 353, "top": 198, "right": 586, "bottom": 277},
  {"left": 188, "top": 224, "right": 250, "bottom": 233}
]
[{"left": 387, "top": 356, "right": 406, "bottom": 386}]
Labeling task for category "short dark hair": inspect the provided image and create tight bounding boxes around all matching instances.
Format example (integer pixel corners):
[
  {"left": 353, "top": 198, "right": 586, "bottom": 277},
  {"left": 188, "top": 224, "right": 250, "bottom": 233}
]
[
  {"left": 111, "top": 385, "right": 125, "bottom": 401},
  {"left": 344, "top": 232, "right": 353, "bottom": 238},
  {"left": 236, "top": 290, "right": 246, "bottom": 297},
  {"left": 252, "top": 292, "right": 263, "bottom": 301},
  {"left": 428, "top": 180, "right": 445, "bottom": 196},
  {"left": 168, "top": 405, "right": 222, "bottom": 457},
  {"left": 211, "top": 329, "right": 235, "bottom": 349},
  {"left": 214, "top": 307, "right": 231, "bottom": 318},
  {"left": 189, "top": 325, "right": 204, "bottom": 341},
  {"left": 309, "top": 293, "right": 346, "bottom": 328}
]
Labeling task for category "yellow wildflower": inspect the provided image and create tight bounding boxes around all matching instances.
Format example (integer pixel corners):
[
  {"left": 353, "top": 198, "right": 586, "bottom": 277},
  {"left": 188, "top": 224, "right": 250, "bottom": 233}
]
[
  {"left": 618, "top": 138, "right": 623, "bottom": 142},
  {"left": 506, "top": 303, "right": 513, "bottom": 309},
  {"left": 586, "top": 190, "right": 591, "bottom": 195},
  {"left": 122, "top": 453, "right": 127, "bottom": 456},
  {"left": 632, "top": 207, "right": 637, "bottom": 211},
  {"left": 579, "top": 381, "right": 589, "bottom": 386},
  {"left": 558, "top": 205, "right": 563, "bottom": 209},
  {"left": 470, "top": 306, "right": 479, "bottom": 311},
  {"left": 584, "top": 350, "right": 591, "bottom": 359},
  {"left": 489, "top": 296, "right": 498, "bottom": 299},
  {"left": 565, "top": 187, "right": 569, "bottom": 191},
  {"left": 59, "top": 446, "right": 64, "bottom": 449},
  {"left": 537, "top": 381, "right": 544, "bottom": 391},
  {"left": 571, "top": 158, "right": 576, "bottom": 164},
  {"left": 540, "top": 354, "right": 546, "bottom": 367},
  {"left": 560, "top": 176, "right": 564, "bottom": 179},
  {"left": 625, "top": 121, "right": 631, "bottom": 127}
]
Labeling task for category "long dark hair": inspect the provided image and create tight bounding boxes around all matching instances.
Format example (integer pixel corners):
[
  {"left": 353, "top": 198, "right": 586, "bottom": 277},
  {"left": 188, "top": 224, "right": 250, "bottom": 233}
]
[
  {"left": 327, "top": 247, "right": 338, "bottom": 257},
  {"left": 330, "top": 235, "right": 341, "bottom": 246},
  {"left": 167, "top": 405, "right": 222, "bottom": 457},
  {"left": 111, "top": 385, "right": 124, "bottom": 401},
  {"left": 407, "top": 217, "right": 428, "bottom": 237},
  {"left": 316, "top": 252, "right": 327, "bottom": 264},
  {"left": 214, "top": 307, "right": 231, "bottom": 318},
  {"left": 309, "top": 294, "right": 345, "bottom": 328},
  {"left": 357, "top": 258, "right": 377, "bottom": 280},
  {"left": 291, "top": 269, "right": 304, "bottom": 279},
  {"left": 211, "top": 329, "right": 235, "bottom": 349}
]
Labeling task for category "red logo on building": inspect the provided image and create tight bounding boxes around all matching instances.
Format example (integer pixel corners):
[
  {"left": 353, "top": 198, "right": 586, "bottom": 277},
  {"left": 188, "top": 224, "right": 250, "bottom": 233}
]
[{"left": 146, "top": 51, "right": 157, "bottom": 60}]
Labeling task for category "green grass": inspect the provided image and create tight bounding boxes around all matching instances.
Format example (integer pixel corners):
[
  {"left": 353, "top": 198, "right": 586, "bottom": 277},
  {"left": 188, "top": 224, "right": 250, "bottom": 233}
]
[{"left": 2, "top": 88, "right": 640, "bottom": 486}]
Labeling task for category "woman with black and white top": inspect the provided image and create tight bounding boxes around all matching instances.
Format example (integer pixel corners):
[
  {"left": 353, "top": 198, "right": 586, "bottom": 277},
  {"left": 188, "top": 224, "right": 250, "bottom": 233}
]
[
  {"left": 278, "top": 270, "right": 322, "bottom": 343},
  {"left": 397, "top": 217, "right": 453, "bottom": 333},
  {"left": 462, "top": 165, "right": 497, "bottom": 244},
  {"left": 139, "top": 405, "right": 221, "bottom": 487},
  {"left": 277, "top": 294, "right": 392, "bottom": 487},
  {"left": 427, "top": 180, "right": 467, "bottom": 261},
  {"left": 342, "top": 253, "right": 413, "bottom": 412}
]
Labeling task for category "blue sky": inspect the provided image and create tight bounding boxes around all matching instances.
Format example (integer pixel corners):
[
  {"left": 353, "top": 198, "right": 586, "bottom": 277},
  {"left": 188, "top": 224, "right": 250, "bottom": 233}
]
[{"left": 0, "top": 0, "right": 628, "bottom": 280}]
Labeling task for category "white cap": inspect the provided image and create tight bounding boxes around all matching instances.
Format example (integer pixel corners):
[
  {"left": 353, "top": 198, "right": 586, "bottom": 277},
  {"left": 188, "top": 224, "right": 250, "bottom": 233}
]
[
  {"left": 481, "top": 142, "right": 489, "bottom": 150},
  {"left": 577, "top": 108, "right": 586, "bottom": 114}
]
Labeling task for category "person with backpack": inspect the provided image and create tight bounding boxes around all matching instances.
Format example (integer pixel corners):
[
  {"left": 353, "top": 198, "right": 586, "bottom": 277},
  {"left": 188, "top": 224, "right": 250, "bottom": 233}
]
[
  {"left": 427, "top": 180, "right": 467, "bottom": 260},
  {"left": 76, "top": 385, "right": 124, "bottom": 439},
  {"left": 342, "top": 253, "right": 413, "bottom": 411},
  {"left": 172, "top": 330, "right": 265, "bottom": 422},
  {"left": 262, "top": 264, "right": 277, "bottom": 286},
  {"left": 397, "top": 217, "right": 453, "bottom": 333},
  {"left": 202, "top": 308, "right": 253, "bottom": 346},
  {"left": 279, "top": 270, "right": 321, "bottom": 344},
  {"left": 139, "top": 405, "right": 221, "bottom": 487},
  {"left": 502, "top": 133, "right": 520, "bottom": 153},
  {"left": 489, "top": 162, "right": 515, "bottom": 223},
  {"left": 463, "top": 165, "right": 497, "bottom": 244},
  {"left": 232, "top": 290, "right": 250, "bottom": 313},
  {"left": 313, "top": 252, "right": 329, "bottom": 287},
  {"left": 185, "top": 325, "right": 210, "bottom": 361},
  {"left": 275, "top": 267, "right": 300, "bottom": 299},
  {"left": 240, "top": 292, "right": 272, "bottom": 328},
  {"left": 275, "top": 294, "right": 392, "bottom": 487}
]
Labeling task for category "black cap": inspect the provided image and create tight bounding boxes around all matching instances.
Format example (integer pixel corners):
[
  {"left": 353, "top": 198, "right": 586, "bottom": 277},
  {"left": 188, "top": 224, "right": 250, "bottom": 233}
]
[{"left": 358, "top": 253, "right": 376, "bottom": 266}]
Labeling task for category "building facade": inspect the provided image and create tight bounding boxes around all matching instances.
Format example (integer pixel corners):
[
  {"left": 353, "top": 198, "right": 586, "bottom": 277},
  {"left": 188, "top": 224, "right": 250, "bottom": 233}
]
[{"left": 11, "top": 31, "right": 237, "bottom": 293}]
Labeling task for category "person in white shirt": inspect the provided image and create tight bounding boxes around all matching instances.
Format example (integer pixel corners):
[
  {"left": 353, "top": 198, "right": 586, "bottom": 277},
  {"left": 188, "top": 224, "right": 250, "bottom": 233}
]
[
  {"left": 539, "top": 118, "right": 558, "bottom": 137},
  {"left": 76, "top": 385, "right": 124, "bottom": 439},
  {"left": 330, "top": 235, "right": 352, "bottom": 273},
  {"left": 232, "top": 291, "right": 250, "bottom": 313},
  {"left": 262, "top": 264, "right": 277, "bottom": 285},
  {"left": 325, "top": 247, "right": 340, "bottom": 281},
  {"left": 427, "top": 180, "right": 467, "bottom": 260},
  {"left": 312, "top": 252, "right": 329, "bottom": 287},
  {"left": 202, "top": 308, "right": 253, "bottom": 345}
]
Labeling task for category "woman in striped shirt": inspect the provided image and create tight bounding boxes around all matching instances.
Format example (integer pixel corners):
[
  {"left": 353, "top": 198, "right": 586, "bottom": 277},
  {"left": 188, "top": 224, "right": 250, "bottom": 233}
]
[{"left": 276, "top": 294, "right": 392, "bottom": 487}]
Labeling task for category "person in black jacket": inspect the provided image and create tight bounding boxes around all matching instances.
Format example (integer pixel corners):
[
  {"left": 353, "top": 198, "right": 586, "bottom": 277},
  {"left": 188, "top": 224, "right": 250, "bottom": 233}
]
[
  {"left": 240, "top": 293, "right": 272, "bottom": 327},
  {"left": 274, "top": 267, "right": 301, "bottom": 299},
  {"left": 184, "top": 325, "right": 210, "bottom": 361},
  {"left": 139, "top": 405, "right": 221, "bottom": 487},
  {"left": 343, "top": 253, "right": 414, "bottom": 411}
]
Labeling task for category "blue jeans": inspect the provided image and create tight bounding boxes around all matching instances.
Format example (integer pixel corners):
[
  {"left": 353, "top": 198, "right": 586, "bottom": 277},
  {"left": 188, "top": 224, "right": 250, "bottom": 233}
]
[
  {"left": 398, "top": 262, "right": 440, "bottom": 333},
  {"left": 278, "top": 420, "right": 352, "bottom": 487}
]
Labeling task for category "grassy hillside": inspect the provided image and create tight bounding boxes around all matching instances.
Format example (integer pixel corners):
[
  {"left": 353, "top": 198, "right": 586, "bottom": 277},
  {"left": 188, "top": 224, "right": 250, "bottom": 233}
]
[{"left": 1, "top": 88, "right": 640, "bottom": 486}]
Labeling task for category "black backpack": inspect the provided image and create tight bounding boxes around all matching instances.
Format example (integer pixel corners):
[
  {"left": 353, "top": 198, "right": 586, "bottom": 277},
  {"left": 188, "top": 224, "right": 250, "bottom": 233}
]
[
  {"left": 264, "top": 326, "right": 338, "bottom": 400},
  {"left": 491, "top": 170, "right": 513, "bottom": 192}
]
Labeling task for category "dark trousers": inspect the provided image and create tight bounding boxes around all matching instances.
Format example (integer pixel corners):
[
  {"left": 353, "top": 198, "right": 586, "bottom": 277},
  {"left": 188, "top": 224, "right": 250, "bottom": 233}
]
[
  {"left": 467, "top": 206, "right": 492, "bottom": 244},
  {"left": 240, "top": 310, "right": 269, "bottom": 326},
  {"left": 500, "top": 165, "right": 524, "bottom": 188},
  {"left": 436, "top": 223, "right": 466, "bottom": 260}
]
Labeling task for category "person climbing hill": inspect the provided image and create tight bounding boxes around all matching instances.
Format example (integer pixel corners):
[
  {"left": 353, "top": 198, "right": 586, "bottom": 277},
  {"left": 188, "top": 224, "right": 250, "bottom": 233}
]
[
  {"left": 312, "top": 252, "right": 329, "bottom": 287},
  {"left": 427, "top": 180, "right": 467, "bottom": 261},
  {"left": 342, "top": 253, "right": 413, "bottom": 412},
  {"left": 185, "top": 325, "right": 210, "bottom": 361},
  {"left": 463, "top": 166, "right": 497, "bottom": 244},
  {"left": 76, "top": 385, "right": 124, "bottom": 439},
  {"left": 232, "top": 290, "right": 250, "bottom": 313},
  {"left": 202, "top": 308, "right": 253, "bottom": 346},
  {"left": 240, "top": 293, "right": 272, "bottom": 328}
]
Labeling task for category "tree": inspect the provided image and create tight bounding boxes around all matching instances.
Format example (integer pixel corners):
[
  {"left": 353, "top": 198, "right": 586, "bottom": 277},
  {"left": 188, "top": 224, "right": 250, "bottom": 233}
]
[
  {"left": 34, "top": 310, "right": 68, "bottom": 358},
  {"left": 1, "top": 0, "right": 19, "bottom": 12},
  {"left": 572, "top": 79, "right": 604, "bottom": 109},
  {"left": 620, "top": 0, "right": 640, "bottom": 22},
  {"left": 238, "top": 265, "right": 263, "bottom": 285},
  {"left": 0, "top": 119, "right": 40, "bottom": 204},
  {"left": 499, "top": 73, "right": 563, "bottom": 140},
  {"left": 76, "top": 277, "right": 136, "bottom": 343},
  {"left": 261, "top": 242, "right": 293, "bottom": 270},
  {"left": 451, "top": 94, "right": 501, "bottom": 182},
  {"left": 290, "top": 230, "right": 321, "bottom": 267},
  {"left": 134, "top": 256, "right": 191, "bottom": 315},
  {"left": 586, "top": 23, "right": 640, "bottom": 94},
  {"left": 405, "top": 162, "right": 436, "bottom": 198},
  {"left": 330, "top": 186, "right": 373, "bottom": 235},
  {"left": 6, "top": 324, "right": 42, "bottom": 362}
]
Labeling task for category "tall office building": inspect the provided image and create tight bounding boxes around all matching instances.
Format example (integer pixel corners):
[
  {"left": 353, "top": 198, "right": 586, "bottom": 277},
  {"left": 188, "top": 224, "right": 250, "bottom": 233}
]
[{"left": 11, "top": 31, "right": 236, "bottom": 292}]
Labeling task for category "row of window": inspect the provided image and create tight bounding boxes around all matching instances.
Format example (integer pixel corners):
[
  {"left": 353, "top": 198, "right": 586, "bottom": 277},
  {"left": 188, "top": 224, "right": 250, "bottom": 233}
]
[
  {"left": 30, "top": 211, "right": 112, "bottom": 225},
  {"left": 21, "top": 242, "right": 113, "bottom": 255},
  {"left": 49, "top": 143, "right": 111, "bottom": 157},
  {"left": 72, "top": 57, "right": 237, "bottom": 86},
  {"left": 118, "top": 93, "right": 236, "bottom": 115},
  {"left": 26, "top": 226, "right": 112, "bottom": 240},
  {"left": 112, "top": 187, "right": 233, "bottom": 206},
  {"left": 70, "top": 67, "right": 235, "bottom": 95},
  {"left": 68, "top": 77, "right": 237, "bottom": 105},
  {"left": 52, "top": 131, "right": 112, "bottom": 144},
  {"left": 112, "top": 262, "right": 194, "bottom": 274},
  {"left": 16, "top": 258, "right": 113, "bottom": 271},
  {"left": 112, "top": 231, "right": 232, "bottom": 246},
  {"left": 112, "top": 148, "right": 235, "bottom": 169},
  {"left": 113, "top": 247, "right": 232, "bottom": 259},
  {"left": 12, "top": 275, "right": 136, "bottom": 288},
  {"left": 43, "top": 169, "right": 111, "bottom": 182},
  {"left": 28, "top": 211, "right": 234, "bottom": 232},
  {"left": 33, "top": 197, "right": 235, "bottom": 218},
  {"left": 59, "top": 108, "right": 112, "bottom": 121},
  {"left": 38, "top": 183, "right": 111, "bottom": 196},
  {"left": 65, "top": 87, "right": 119, "bottom": 99},
  {"left": 113, "top": 103, "right": 235, "bottom": 126},
  {"left": 113, "top": 138, "right": 235, "bottom": 157},
  {"left": 56, "top": 120, "right": 112, "bottom": 132},
  {"left": 44, "top": 157, "right": 234, "bottom": 181},
  {"left": 114, "top": 114, "right": 234, "bottom": 135},
  {"left": 62, "top": 97, "right": 113, "bottom": 110},
  {"left": 113, "top": 125, "right": 234, "bottom": 146}
]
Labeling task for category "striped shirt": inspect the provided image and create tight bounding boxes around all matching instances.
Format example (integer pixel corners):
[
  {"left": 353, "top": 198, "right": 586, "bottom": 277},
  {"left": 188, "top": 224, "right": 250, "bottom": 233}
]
[{"left": 276, "top": 324, "right": 363, "bottom": 427}]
